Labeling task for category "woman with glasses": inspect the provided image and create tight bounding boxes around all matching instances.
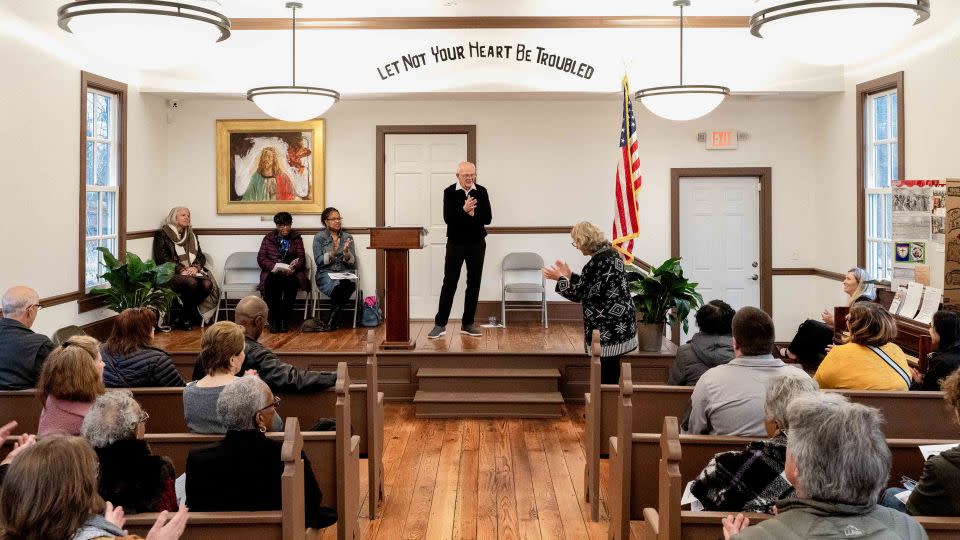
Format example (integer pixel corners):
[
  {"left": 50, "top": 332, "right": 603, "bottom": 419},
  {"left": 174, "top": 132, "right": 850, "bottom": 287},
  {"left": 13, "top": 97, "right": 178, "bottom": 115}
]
[
  {"left": 36, "top": 336, "right": 106, "bottom": 436},
  {"left": 185, "top": 376, "right": 337, "bottom": 529},
  {"left": 257, "top": 212, "right": 308, "bottom": 333},
  {"left": 183, "top": 321, "right": 281, "bottom": 434},
  {"left": 312, "top": 207, "right": 357, "bottom": 332},
  {"left": 81, "top": 391, "right": 178, "bottom": 513}
]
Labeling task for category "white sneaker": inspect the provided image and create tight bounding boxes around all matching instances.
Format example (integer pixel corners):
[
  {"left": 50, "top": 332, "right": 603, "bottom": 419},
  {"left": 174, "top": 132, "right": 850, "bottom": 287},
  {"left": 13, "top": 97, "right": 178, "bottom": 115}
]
[{"left": 427, "top": 325, "right": 446, "bottom": 339}]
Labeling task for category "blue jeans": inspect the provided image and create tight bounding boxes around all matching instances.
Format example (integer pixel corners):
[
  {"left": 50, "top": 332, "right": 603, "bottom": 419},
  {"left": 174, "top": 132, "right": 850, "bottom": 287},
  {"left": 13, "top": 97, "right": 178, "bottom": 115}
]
[{"left": 880, "top": 487, "right": 908, "bottom": 513}]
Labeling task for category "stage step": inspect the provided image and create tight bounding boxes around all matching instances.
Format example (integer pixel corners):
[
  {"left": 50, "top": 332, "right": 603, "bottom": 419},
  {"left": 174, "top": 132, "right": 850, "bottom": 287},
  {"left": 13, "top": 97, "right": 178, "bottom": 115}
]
[
  {"left": 414, "top": 368, "right": 564, "bottom": 417},
  {"left": 416, "top": 368, "right": 561, "bottom": 393},
  {"left": 413, "top": 391, "right": 564, "bottom": 418}
]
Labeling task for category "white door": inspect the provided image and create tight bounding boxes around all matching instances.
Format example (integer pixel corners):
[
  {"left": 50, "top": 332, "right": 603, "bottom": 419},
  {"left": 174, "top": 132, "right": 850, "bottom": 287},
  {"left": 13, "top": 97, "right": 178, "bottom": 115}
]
[
  {"left": 384, "top": 134, "right": 468, "bottom": 319},
  {"left": 678, "top": 177, "right": 761, "bottom": 341}
]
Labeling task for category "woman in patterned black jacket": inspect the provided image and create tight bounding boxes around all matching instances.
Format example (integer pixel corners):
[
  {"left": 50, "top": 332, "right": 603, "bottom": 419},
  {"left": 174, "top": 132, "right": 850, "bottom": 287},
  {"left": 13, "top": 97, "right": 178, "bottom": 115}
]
[{"left": 543, "top": 221, "right": 638, "bottom": 384}]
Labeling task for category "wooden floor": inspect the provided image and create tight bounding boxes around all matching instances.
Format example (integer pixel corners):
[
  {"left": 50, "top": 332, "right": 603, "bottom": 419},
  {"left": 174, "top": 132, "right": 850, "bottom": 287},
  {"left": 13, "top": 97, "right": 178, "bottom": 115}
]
[
  {"left": 154, "top": 320, "right": 593, "bottom": 355},
  {"left": 318, "top": 402, "right": 613, "bottom": 540}
]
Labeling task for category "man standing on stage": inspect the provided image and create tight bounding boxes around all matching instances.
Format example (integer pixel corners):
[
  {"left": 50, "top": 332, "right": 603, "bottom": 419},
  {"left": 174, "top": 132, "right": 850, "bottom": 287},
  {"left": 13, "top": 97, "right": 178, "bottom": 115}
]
[{"left": 428, "top": 161, "right": 492, "bottom": 339}]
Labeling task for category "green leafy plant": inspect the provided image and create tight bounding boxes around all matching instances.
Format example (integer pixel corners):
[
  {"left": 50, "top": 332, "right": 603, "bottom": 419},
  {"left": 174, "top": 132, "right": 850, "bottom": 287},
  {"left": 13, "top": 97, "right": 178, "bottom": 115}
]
[
  {"left": 626, "top": 257, "right": 704, "bottom": 333},
  {"left": 92, "top": 247, "right": 178, "bottom": 314}
]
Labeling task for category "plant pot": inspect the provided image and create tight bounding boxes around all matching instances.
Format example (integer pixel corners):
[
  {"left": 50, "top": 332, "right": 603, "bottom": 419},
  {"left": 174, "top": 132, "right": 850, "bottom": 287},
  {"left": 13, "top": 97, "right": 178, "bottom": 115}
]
[{"left": 637, "top": 322, "right": 665, "bottom": 352}]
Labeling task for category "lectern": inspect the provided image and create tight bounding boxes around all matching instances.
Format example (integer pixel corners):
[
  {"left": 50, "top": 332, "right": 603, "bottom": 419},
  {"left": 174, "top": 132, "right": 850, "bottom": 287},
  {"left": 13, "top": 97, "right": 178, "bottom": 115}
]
[{"left": 369, "top": 227, "right": 426, "bottom": 349}]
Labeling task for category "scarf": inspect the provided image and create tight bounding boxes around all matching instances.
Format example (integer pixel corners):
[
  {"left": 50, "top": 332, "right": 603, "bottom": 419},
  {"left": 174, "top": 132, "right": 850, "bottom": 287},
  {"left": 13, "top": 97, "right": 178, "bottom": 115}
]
[{"left": 164, "top": 224, "right": 199, "bottom": 267}]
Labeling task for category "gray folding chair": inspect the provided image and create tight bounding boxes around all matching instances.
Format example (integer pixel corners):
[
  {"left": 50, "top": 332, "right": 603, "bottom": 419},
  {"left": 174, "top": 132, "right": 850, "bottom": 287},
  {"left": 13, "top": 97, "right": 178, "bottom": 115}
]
[
  {"left": 217, "top": 252, "right": 261, "bottom": 322},
  {"left": 312, "top": 267, "right": 360, "bottom": 329},
  {"left": 501, "top": 252, "right": 548, "bottom": 328}
]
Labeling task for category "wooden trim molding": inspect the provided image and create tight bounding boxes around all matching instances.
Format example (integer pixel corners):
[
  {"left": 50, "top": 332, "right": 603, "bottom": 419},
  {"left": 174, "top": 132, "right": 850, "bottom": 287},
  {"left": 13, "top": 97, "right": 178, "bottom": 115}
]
[
  {"left": 856, "top": 71, "right": 905, "bottom": 269},
  {"left": 771, "top": 267, "right": 846, "bottom": 281},
  {"left": 671, "top": 167, "right": 773, "bottom": 344},
  {"left": 38, "top": 291, "right": 83, "bottom": 309},
  {"left": 79, "top": 71, "right": 128, "bottom": 314},
  {"left": 230, "top": 15, "right": 749, "bottom": 31},
  {"left": 126, "top": 225, "right": 576, "bottom": 240}
]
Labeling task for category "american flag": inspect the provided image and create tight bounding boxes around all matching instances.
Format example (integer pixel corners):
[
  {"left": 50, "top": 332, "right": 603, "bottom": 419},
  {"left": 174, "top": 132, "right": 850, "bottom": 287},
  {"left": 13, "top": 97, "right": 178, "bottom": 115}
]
[{"left": 612, "top": 76, "right": 642, "bottom": 262}]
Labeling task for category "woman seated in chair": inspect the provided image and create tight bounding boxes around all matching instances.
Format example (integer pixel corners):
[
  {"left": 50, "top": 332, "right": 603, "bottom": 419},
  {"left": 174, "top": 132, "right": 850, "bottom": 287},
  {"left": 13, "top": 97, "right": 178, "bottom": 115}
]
[
  {"left": 101, "top": 307, "right": 184, "bottom": 388},
  {"left": 37, "top": 336, "right": 106, "bottom": 436},
  {"left": 814, "top": 302, "right": 911, "bottom": 391},
  {"left": 781, "top": 267, "right": 875, "bottom": 369},
  {"left": 185, "top": 376, "right": 337, "bottom": 529},
  {"left": 81, "top": 391, "right": 178, "bottom": 514},
  {"left": 153, "top": 206, "right": 221, "bottom": 330},
  {"left": 312, "top": 207, "right": 357, "bottom": 332},
  {"left": 257, "top": 212, "right": 308, "bottom": 333},
  {"left": 183, "top": 321, "right": 281, "bottom": 434}
]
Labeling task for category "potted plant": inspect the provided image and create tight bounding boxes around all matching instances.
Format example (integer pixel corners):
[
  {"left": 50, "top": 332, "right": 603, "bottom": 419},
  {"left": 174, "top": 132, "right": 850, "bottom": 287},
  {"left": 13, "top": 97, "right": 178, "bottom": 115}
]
[
  {"left": 626, "top": 258, "right": 704, "bottom": 352},
  {"left": 92, "top": 247, "right": 178, "bottom": 317}
]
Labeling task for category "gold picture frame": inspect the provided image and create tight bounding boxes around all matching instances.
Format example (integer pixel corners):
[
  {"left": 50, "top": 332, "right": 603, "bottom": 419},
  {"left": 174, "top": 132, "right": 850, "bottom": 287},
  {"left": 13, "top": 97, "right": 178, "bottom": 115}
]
[{"left": 216, "top": 119, "right": 326, "bottom": 214}]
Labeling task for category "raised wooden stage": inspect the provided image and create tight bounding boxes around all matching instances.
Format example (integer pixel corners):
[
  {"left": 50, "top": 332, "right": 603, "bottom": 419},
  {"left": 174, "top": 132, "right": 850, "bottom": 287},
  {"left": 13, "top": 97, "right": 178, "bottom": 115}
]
[{"left": 153, "top": 321, "right": 677, "bottom": 401}]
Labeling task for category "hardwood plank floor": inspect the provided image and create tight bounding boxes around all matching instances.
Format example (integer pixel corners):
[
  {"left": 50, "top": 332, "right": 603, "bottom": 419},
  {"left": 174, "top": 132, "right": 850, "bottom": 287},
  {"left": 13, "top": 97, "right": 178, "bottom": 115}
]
[{"left": 345, "top": 402, "right": 611, "bottom": 540}]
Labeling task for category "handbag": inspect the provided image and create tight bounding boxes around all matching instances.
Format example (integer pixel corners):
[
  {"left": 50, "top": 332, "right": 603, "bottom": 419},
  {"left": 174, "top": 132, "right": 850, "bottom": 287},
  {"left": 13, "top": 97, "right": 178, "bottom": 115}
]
[
  {"left": 867, "top": 345, "right": 912, "bottom": 388},
  {"left": 359, "top": 294, "right": 383, "bottom": 327}
]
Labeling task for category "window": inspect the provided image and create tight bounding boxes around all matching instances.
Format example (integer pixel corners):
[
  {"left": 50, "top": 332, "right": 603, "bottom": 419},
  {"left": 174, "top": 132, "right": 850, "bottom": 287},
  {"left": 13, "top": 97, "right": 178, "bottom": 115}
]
[
  {"left": 80, "top": 72, "right": 126, "bottom": 303},
  {"left": 857, "top": 72, "right": 904, "bottom": 283}
]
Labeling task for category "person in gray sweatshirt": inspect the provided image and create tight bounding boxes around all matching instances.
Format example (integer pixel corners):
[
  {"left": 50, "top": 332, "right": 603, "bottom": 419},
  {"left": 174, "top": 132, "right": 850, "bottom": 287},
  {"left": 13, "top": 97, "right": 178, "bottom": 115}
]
[{"left": 668, "top": 299, "right": 736, "bottom": 386}]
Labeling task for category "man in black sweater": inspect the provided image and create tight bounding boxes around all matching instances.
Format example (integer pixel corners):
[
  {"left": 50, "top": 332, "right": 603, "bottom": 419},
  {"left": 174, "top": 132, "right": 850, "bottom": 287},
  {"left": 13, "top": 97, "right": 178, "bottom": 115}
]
[
  {"left": 0, "top": 286, "right": 54, "bottom": 390},
  {"left": 428, "top": 161, "right": 492, "bottom": 339}
]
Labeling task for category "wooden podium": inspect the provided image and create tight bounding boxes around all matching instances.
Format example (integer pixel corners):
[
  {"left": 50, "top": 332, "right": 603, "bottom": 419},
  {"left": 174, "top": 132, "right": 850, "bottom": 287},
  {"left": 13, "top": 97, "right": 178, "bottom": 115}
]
[{"left": 369, "top": 227, "right": 426, "bottom": 350}]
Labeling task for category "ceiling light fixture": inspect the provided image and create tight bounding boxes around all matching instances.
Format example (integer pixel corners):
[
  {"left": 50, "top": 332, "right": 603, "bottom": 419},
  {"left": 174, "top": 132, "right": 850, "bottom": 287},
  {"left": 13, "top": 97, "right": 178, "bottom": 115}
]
[
  {"left": 57, "top": 0, "right": 231, "bottom": 69},
  {"left": 635, "top": 0, "right": 730, "bottom": 122},
  {"left": 247, "top": 2, "right": 340, "bottom": 122},
  {"left": 750, "top": 0, "right": 931, "bottom": 66}
]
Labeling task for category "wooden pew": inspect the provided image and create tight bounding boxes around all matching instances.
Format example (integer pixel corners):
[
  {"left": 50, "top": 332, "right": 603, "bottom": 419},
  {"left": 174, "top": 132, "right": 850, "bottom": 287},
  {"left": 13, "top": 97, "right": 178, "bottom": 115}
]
[
  {"left": 607, "top": 365, "right": 960, "bottom": 538},
  {"left": 126, "top": 362, "right": 358, "bottom": 540},
  {"left": 640, "top": 416, "right": 960, "bottom": 540}
]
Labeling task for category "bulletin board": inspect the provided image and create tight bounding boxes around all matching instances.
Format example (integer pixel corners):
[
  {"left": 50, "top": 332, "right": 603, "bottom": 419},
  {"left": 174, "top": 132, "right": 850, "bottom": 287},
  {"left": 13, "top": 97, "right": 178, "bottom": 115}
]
[{"left": 891, "top": 179, "right": 945, "bottom": 288}]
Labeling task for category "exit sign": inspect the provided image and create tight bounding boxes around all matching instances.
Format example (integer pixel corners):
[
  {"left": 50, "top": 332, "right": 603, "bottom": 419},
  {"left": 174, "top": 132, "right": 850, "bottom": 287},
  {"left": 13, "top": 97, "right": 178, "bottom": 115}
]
[{"left": 706, "top": 129, "right": 738, "bottom": 150}]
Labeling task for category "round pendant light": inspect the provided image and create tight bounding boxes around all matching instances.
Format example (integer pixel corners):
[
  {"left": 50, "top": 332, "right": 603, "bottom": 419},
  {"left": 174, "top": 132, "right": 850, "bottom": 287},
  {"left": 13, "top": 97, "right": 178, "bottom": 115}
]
[
  {"left": 635, "top": 1, "right": 730, "bottom": 122},
  {"left": 750, "top": 0, "right": 931, "bottom": 66},
  {"left": 247, "top": 2, "right": 340, "bottom": 122},
  {"left": 57, "top": 0, "right": 231, "bottom": 70}
]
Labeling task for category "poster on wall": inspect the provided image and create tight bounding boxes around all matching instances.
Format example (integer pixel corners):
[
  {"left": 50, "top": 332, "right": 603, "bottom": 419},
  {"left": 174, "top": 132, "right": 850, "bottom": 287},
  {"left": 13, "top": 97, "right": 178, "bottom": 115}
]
[{"left": 891, "top": 180, "right": 944, "bottom": 287}]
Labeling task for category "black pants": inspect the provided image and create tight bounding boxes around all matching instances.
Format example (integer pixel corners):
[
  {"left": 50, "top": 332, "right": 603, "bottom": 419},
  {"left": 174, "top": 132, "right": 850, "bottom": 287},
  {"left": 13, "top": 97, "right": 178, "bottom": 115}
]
[
  {"left": 434, "top": 240, "right": 486, "bottom": 327},
  {"left": 168, "top": 274, "right": 213, "bottom": 323},
  {"left": 263, "top": 273, "right": 301, "bottom": 323},
  {"left": 600, "top": 355, "right": 624, "bottom": 385},
  {"left": 328, "top": 280, "right": 357, "bottom": 310}
]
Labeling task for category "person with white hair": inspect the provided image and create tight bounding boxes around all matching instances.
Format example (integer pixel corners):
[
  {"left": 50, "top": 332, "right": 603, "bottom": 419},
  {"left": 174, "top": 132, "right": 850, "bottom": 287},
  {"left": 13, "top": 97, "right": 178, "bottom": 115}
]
[
  {"left": 81, "top": 391, "right": 178, "bottom": 513},
  {"left": 185, "top": 376, "right": 337, "bottom": 529},
  {"left": 722, "top": 393, "right": 926, "bottom": 539},
  {"left": 690, "top": 373, "right": 819, "bottom": 514},
  {"left": 0, "top": 285, "right": 54, "bottom": 390},
  {"left": 152, "top": 207, "right": 221, "bottom": 330}
]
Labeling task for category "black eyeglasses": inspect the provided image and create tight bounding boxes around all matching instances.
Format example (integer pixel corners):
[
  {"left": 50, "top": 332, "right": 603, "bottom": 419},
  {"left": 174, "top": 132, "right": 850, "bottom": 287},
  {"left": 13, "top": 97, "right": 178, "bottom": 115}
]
[
  {"left": 253, "top": 395, "right": 281, "bottom": 425},
  {"left": 29, "top": 303, "right": 42, "bottom": 312}
]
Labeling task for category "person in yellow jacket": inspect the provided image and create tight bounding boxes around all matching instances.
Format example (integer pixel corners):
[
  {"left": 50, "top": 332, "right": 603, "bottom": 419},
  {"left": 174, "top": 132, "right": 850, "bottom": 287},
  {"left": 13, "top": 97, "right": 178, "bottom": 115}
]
[{"left": 814, "top": 302, "right": 911, "bottom": 391}]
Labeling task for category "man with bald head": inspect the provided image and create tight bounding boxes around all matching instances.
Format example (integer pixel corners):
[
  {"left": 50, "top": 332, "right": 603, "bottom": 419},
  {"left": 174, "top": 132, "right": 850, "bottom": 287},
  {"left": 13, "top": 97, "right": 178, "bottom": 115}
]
[
  {"left": 191, "top": 296, "right": 334, "bottom": 392},
  {"left": 428, "top": 161, "right": 493, "bottom": 339},
  {"left": 0, "top": 286, "right": 54, "bottom": 389}
]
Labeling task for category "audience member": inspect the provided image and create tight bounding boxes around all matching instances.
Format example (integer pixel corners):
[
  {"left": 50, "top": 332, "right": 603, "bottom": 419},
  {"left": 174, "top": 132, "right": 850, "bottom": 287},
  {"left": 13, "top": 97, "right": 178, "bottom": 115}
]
[
  {"left": 881, "top": 369, "right": 960, "bottom": 516},
  {"left": 101, "top": 308, "right": 184, "bottom": 388},
  {"left": 911, "top": 309, "right": 960, "bottom": 391},
  {"left": 691, "top": 373, "right": 819, "bottom": 514},
  {"left": 0, "top": 436, "right": 188, "bottom": 540},
  {"left": 781, "top": 267, "right": 875, "bottom": 368},
  {"left": 190, "top": 296, "right": 335, "bottom": 392},
  {"left": 722, "top": 393, "right": 925, "bottom": 539},
  {"left": 37, "top": 336, "right": 105, "bottom": 436},
  {"left": 153, "top": 206, "right": 220, "bottom": 330},
  {"left": 0, "top": 286, "right": 54, "bottom": 390},
  {"left": 543, "top": 221, "right": 637, "bottom": 384},
  {"left": 183, "top": 321, "right": 280, "bottom": 433},
  {"left": 257, "top": 212, "right": 308, "bottom": 333},
  {"left": 81, "top": 391, "right": 178, "bottom": 514},
  {"left": 312, "top": 207, "right": 358, "bottom": 332},
  {"left": 185, "top": 376, "right": 337, "bottom": 529},
  {"left": 668, "top": 300, "right": 735, "bottom": 386},
  {"left": 0, "top": 420, "right": 36, "bottom": 485},
  {"left": 687, "top": 307, "right": 809, "bottom": 436},
  {"left": 814, "top": 302, "right": 911, "bottom": 391}
]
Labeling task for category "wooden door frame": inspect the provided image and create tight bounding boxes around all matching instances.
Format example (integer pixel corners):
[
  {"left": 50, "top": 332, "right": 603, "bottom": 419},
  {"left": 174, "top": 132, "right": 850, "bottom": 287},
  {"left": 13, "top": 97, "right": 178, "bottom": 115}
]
[
  {"left": 375, "top": 125, "right": 477, "bottom": 299},
  {"left": 670, "top": 167, "right": 773, "bottom": 344}
]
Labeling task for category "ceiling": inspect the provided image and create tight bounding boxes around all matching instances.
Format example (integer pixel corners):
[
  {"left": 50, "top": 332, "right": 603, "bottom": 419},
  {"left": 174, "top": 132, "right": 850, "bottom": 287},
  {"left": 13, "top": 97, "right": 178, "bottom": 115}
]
[{"left": 2, "top": 1, "right": 957, "bottom": 99}]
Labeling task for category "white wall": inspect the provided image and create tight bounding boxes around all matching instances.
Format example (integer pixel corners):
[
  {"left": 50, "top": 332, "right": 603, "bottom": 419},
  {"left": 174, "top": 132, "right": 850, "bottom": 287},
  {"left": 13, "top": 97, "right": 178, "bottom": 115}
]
[{"left": 0, "top": 31, "right": 168, "bottom": 337}]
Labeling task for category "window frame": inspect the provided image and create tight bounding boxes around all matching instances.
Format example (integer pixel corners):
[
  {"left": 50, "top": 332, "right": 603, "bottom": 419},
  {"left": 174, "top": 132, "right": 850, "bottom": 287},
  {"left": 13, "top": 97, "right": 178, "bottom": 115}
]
[
  {"left": 79, "top": 72, "right": 127, "bottom": 313},
  {"left": 856, "top": 72, "right": 904, "bottom": 282}
]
